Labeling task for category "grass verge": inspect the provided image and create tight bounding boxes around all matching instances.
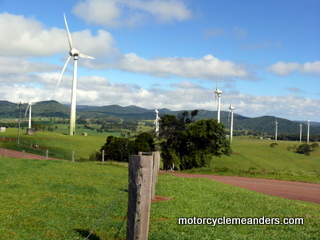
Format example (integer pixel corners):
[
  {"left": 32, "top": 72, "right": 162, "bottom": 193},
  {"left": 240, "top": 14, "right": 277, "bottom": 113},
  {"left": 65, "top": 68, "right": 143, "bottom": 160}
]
[{"left": 1, "top": 158, "right": 319, "bottom": 239}]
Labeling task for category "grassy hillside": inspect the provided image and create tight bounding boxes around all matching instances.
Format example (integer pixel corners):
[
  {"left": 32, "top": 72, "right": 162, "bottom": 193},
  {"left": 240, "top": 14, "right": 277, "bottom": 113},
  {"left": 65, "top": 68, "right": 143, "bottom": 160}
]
[
  {"left": 186, "top": 138, "right": 320, "bottom": 183},
  {"left": 1, "top": 128, "right": 319, "bottom": 182},
  {"left": 0, "top": 128, "right": 108, "bottom": 161},
  {"left": 0, "top": 158, "right": 319, "bottom": 239}
]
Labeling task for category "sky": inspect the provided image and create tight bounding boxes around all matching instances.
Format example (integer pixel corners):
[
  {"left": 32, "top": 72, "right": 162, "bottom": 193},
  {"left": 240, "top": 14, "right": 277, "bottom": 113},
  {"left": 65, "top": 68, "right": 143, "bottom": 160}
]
[{"left": 0, "top": 0, "right": 319, "bottom": 121}]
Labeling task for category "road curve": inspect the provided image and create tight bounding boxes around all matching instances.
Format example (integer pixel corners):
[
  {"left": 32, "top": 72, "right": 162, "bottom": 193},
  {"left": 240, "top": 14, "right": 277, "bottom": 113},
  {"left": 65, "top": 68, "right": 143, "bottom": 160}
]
[{"left": 171, "top": 172, "right": 320, "bottom": 204}]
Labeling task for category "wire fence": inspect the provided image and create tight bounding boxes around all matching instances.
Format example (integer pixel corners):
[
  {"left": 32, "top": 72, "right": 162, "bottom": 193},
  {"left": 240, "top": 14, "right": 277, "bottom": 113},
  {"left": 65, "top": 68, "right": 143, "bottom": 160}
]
[{"left": 85, "top": 178, "right": 133, "bottom": 240}]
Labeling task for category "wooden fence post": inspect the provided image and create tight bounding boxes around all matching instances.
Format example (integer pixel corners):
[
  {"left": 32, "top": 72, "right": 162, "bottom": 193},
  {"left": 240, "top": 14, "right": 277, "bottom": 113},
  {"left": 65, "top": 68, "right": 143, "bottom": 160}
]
[
  {"left": 151, "top": 151, "right": 160, "bottom": 200},
  {"left": 46, "top": 149, "right": 49, "bottom": 160},
  {"left": 72, "top": 151, "right": 75, "bottom": 162},
  {"left": 127, "top": 155, "right": 153, "bottom": 240},
  {"left": 102, "top": 150, "right": 105, "bottom": 165},
  {"left": 22, "top": 150, "right": 25, "bottom": 159}
]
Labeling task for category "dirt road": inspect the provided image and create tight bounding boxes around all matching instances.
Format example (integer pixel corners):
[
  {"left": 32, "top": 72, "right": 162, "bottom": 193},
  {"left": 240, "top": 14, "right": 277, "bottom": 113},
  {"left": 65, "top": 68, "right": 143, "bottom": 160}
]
[
  {"left": 0, "top": 148, "right": 60, "bottom": 160},
  {"left": 171, "top": 173, "right": 320, "bottom": 204}
]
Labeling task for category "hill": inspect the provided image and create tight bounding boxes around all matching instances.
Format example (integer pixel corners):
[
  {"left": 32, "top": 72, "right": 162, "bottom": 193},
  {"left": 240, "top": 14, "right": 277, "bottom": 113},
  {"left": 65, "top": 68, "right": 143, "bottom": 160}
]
[{"left": 1, "top": 100, "right": 319, "bottom": 135}]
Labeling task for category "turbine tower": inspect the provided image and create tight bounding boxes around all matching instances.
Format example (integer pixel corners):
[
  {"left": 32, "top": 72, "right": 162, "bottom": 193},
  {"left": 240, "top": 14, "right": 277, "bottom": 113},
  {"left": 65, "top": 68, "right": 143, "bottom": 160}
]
[
  {"left": 25, "top": 100, "right": 34, "bottom": 129},
  {"left": 275, "top": 119, "right": 278, "bottom": 141},
  {"left": 307, "top": 120, "right": 310, "bottom": 143},
  {"left": 228, "top": 102, "right": 234, "bottom": 143},
  {"left": 58, "top": 13, "right": 95, "bottom": 136},
  {"left": 299, "top": 123, "right": 302, "bottom": 142},
  {"left": 214, "top": 84, "right": 223, "bottom": 123},
  {"left": 155, "top": 108, "right": 160, "bottom": 136}
]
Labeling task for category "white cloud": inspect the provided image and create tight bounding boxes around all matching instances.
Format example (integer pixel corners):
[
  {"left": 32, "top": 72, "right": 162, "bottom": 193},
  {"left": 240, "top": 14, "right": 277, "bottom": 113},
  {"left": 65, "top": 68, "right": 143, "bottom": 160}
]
[
  {"left": 73, "top": 0, "right": 192, "bottom": 27},
  {"left": 2, "top": 76, "right": 318, "bottom": 121},
  {"left": 268, "top": 61, "right": 320, "bottom": 76},
  {"left": 0, "top": 57, "right": 59, "bottom": 74},
  {"left": 114, "top": 53, "right": 254, "bottom": 80},
  {"left": 0, "top": 12, "right": 117, "bottom": 58}
]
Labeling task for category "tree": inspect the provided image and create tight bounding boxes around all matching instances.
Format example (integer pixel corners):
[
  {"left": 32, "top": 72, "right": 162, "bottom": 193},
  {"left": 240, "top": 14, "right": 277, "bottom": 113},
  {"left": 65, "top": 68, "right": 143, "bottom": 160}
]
[
  {"left": 159, "top": 111, "right": 231, "bottom": 170},
  {"left": 133, "top": 132, "right": 155, "bottom": 153},
  {"left": 99, "top": 136, "right": 134, "bottom": 162}
]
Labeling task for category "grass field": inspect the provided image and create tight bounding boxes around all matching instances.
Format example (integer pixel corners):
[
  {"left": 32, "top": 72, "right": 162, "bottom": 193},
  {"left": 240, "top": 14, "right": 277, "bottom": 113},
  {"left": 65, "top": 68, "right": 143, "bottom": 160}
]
[
  {"left": 185, "top": 138, "right": 320, "bottom": 183},
  {"left": 0, "top": 158, "right": 319, "bottom": 239},
  {"left": 1, "top": 128, "right": 319, "bottom": 182}
]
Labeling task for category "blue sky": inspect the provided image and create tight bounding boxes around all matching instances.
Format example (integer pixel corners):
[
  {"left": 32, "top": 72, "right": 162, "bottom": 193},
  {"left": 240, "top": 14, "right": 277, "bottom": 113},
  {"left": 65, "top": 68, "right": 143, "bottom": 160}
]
[{"left": 0, "top": 0, "right": 319, "bottom": 121}]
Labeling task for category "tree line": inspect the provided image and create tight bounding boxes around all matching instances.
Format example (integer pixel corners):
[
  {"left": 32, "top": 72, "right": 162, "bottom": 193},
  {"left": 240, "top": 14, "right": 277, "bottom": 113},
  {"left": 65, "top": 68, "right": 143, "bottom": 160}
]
[{"left": 92, "top": 110, "right": 232, "bottom": 170}]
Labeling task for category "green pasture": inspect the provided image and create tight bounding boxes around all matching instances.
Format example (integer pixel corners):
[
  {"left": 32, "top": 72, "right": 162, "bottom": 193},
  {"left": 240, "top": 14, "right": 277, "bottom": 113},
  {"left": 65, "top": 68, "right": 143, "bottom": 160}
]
[
  {"left": 186, "top": 138, "right": 320, "bottom": 183},
  {"left": 0, "top": 158, "right": 319, "bottom": 239},
  {"left": 1, "top": 127, "right": 319, "bottom": 182},
  {"left": 0, "top": 128, "right": 107, "bottom": 161}
]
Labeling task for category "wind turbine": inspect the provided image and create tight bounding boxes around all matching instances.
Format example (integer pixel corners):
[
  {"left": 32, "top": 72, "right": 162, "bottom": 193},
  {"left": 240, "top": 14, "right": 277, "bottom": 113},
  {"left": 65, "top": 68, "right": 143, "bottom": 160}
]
[
  {"left": 307, "top": 120, "right": 310, "bottom": 143},
  {"left": 228, "top": 101, "right": 234, "bottom": 143},
  {"left": 275, "top": 119, "right": 278, "bottom": 141},
  {"left": 25, "top": 99, "right": 34, "bottom": 129},
  {"left": 214, "top": 83, "right": 223, "bottom": 123},
  {"left": 57, "top": 13, "right": 95, "bottom": 136},
  {"left": 155, "top": 108, "right": 160, "bottom": 136},
  {"left": 299, "top": 123, "right": 302, "bottom": 142}
]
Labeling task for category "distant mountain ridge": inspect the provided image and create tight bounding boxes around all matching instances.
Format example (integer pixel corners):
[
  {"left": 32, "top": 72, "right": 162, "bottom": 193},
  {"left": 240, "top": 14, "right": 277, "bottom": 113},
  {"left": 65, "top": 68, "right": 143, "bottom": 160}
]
[{"left": 1, "top": 100, "right": 319, "bottom": 135}]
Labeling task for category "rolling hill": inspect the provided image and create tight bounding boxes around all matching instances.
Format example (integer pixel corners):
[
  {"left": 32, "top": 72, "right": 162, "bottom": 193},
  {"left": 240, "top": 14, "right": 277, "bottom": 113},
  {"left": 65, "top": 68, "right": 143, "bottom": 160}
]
[{"left": 1, "top": 100, "right": 319, "bottom": 135}]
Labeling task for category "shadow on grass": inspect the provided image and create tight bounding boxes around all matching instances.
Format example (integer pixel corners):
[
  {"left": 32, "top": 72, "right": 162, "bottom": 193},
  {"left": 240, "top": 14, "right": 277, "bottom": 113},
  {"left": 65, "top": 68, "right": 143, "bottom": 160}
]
[{"left": 74, "top": 229, "right": 101, "bottom": 240}]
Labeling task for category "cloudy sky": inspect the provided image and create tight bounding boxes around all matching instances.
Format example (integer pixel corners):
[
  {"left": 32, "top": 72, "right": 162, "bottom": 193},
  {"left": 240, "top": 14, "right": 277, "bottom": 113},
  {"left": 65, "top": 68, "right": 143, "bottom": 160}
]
[{"left": 0, "top": 0, "right": 319, "bottom": 121}]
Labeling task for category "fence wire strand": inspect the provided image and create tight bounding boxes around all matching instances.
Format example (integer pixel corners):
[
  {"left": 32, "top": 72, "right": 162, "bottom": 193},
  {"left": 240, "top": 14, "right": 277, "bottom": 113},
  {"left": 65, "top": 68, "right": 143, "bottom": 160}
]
[{"left": 85, "top": 177, "right": 133, "bottom": 240}]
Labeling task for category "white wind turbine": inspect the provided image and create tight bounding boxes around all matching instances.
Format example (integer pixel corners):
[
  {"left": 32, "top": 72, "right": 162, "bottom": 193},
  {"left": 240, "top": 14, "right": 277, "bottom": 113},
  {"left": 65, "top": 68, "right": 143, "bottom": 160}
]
[
  {"left": 275, "top": 119, "right": 278, "bottom": 141},
  {"left": 214, "top": 83, "right": 223, "bottom": 123},
  {"left": 299, "top": 123, "right": 302, "bottom": 142},
  {"left": 307, "top": 120, "right": 310, "bottom": 143},
  {"left": 57, "top": 13, "right": 95, "bottom": 136},
  {"left": 228, "top": 101, "right": 234, "bottom": 143},
  {"left": 155, "top": 108, "right": 160, "bottom": 136},
  {"left": 25, "top": 98, "right": 34, "bottom": 129}
]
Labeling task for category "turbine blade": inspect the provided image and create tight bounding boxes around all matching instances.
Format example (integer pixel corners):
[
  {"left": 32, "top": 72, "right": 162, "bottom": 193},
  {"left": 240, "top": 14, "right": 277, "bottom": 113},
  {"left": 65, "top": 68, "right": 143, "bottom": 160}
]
[
  {"left": 78, "top": 52, "right": 95, "bottom": 59},
  {"left": 25, "top": 105, "right": 30, "bottom": 116},
  {"left": 63, "top": 13, "right": 73, "bottom": 49},
  {"left": 57, "top": 56, "right": 71, "bottom": 86}
]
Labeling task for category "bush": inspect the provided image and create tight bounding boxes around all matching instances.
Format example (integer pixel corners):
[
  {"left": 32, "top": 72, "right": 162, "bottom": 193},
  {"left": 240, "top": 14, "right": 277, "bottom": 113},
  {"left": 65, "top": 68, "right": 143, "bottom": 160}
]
[
  {"left": 270, "top": 143, "right": 278, "bottom": 148},
  {"left": 295, "top": 143, "right": 312, "bottom": 156}
]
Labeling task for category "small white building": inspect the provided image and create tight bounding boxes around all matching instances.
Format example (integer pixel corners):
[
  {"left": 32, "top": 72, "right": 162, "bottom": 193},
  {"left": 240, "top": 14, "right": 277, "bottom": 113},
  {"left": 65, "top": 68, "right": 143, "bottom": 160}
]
[{"left": 0, "top": 127, "right": 6, "bottom": 132}]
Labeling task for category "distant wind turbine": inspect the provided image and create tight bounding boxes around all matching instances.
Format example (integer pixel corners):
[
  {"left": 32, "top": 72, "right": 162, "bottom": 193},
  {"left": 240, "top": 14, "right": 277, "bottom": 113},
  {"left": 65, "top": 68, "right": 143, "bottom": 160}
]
[
  {"left": 307, "top": 120, "right": 310, "bottom": 143},
  {"left": 25, "top": 98, "right": 34, "bottom": 129},
  {"left": 228, "top": 101, "right": 234, "bottom": 143},
  {"left": 214, "top": 83, "right": 223, "bottom": 123},
  {"left": 299, "top": 123, "right": 302, "bottom": 142},
  {"left": 155, "top": 108, "right": 160, "bottom": 136},
  {"left": 57, "top": 13, "right": 95, "bottom": 136},
  {"left": 275, "top": 119, "right": 278, "bottom": 141}
]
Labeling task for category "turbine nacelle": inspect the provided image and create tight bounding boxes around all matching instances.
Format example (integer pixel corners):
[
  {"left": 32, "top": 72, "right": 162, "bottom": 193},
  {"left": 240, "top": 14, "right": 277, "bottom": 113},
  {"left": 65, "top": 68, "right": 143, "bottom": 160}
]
[{"left": 69, "top": 48, "right": 80, "bottom": 57}]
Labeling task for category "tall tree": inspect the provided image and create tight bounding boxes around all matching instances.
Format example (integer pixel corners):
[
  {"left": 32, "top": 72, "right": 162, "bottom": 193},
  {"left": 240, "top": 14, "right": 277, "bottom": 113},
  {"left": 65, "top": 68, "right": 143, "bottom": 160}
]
[{"left": 159, "top": 111, "right": 231, "bottom": 170}]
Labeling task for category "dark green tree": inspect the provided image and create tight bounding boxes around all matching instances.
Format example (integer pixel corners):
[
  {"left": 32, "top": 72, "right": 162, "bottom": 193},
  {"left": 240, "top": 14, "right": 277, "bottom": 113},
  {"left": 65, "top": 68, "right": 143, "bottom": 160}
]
[
  {"left": 159, "top": 111, "right": 231, "bottom": 170},
  {"left": 133, "top": 132, "right": 155, "bottom": 153},
  {"left": 99, "top": 136, "right": 134, "bottom": 162}
]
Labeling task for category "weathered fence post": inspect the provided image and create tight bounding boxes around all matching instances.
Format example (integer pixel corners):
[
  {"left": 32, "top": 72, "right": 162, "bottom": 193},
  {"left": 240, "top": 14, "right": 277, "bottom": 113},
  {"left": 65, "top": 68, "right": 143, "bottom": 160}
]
[
  {"left": 72, "top": 151, "right": 75, "bottom": 162},
  {"left": 46, "top": 149, "right": 49, "bottom": 160},
  {"left": 127, "top": 155, "right": 153, "bottom": 240},
  {"left": 138, "top": 152, "right": 160, "bottom": 200},
  {"left": 102, "top": 150, "right": 105, "bottom": 165},
  {"left": 22, "top": 150, "right": 25, "bottom": 159},
  {"left": 151, "top": 151, "right": 160, "bottom": 200},
  {"left": 4, "top": 149, "right": 7, "bottom": 157}
]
